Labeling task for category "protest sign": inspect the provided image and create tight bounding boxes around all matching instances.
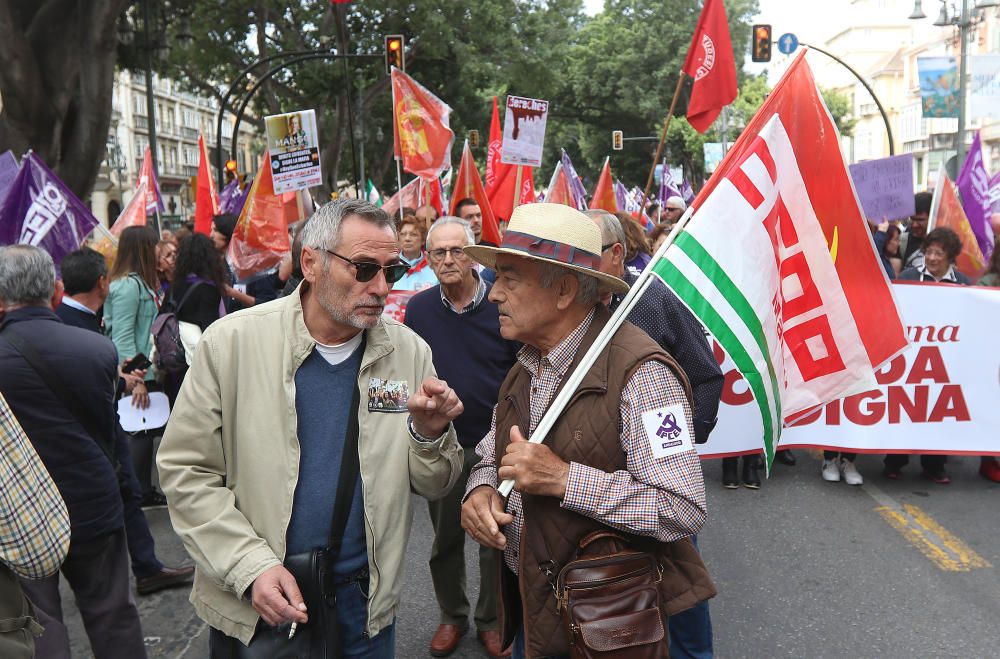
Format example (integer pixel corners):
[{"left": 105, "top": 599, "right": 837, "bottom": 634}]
[
  {"left": 699, "top": 283, "right": 1000, "bottom": 458},
  {"left": 970, "top": 54, "right": 1000, "bottom": 118},
  {"left": 501, "top": 96, "right": 548, "bottom": 167},
  {"left": 265, "top": 109, "right": 322, "bottom": 194},
  {"left": 848, "top": 154, "right": 915, "bottom": 221}
]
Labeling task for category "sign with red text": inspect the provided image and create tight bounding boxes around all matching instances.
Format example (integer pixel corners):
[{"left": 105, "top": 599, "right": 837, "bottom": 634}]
[
  {"left": 698, "top": 283, "right": 1000, "bottom": 457},
  {"left": 501, "top": 96, "right": 549, "bottom": 167}
]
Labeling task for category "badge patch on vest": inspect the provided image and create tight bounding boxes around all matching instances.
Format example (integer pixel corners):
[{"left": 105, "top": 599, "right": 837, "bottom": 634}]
[
  {"left": 367, "top": 377, "right": 410, "bottom": 412},
  {"left": 640, "top": 404, "right": 692, "bottom": 459}
]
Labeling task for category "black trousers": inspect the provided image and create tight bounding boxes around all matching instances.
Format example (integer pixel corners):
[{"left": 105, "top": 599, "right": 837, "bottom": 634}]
[{"left": 884, "top": 454, "right": 946, "bottom": 471}]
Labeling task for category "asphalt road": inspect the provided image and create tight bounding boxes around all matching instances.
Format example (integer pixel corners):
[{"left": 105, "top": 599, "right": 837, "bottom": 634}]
[{"left": 64, "top": 451, "right": 1000, "bottom": 657}]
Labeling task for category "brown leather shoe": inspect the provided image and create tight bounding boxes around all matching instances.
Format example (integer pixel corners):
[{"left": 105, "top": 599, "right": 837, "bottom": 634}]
[
  {"left": 136, "top": 565, "right": 194, "bottom": 595},
  {"left": 478, "top": 630, "right": 512, "bottom": 658},
  {"left": 430, "top": 624, "right": 467, "bottom": 657}
]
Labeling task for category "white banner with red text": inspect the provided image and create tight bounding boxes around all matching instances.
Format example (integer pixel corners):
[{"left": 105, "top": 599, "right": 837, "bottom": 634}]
[{"left": 698, "top": 282, "right": 1000, "bottom": 458}]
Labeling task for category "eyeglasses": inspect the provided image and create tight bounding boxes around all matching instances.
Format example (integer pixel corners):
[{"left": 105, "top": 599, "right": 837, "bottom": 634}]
[
  {"left": 428, "top": 247, "right": 468, "bottom": 262},
  {"left": 317, "top": 248, "right": 410, "bottom": 284},
  {"left": 601, "top": 243, "right": 618, "bottom": 252}
]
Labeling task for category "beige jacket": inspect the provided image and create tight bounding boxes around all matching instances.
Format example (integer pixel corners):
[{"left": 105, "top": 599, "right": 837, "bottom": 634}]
[{"left": 157, "top": 287, "right": 463, "bottom": 644}]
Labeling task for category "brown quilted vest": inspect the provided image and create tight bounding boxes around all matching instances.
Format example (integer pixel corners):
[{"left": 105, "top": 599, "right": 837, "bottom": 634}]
[{"left": 494, "top": 306, "right": 717, "bottom": 658}]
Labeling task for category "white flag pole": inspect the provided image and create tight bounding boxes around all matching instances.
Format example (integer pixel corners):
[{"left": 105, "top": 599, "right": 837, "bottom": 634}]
[{"left": 497, "top": 207, "right": 695, "bottom": 497}]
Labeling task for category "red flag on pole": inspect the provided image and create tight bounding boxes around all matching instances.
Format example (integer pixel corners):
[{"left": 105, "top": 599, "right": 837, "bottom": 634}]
[
  {"left": 228, "top": 153, "right": 290, "bottom": 280},
  {"left": 194, "top": 135, "right": 219, "bottom": 235},
  {"left": 137, "top": 148, "right": 165, "bottom": 215},
  {"left": 682, "top": 0, "right": 738, "bottom": 134},
  {"left": 589, "top": 157, "right": 618, "bottom": 213},
  {"left": 544, "top": 162, "right": 573, "bottom": 207},
  {"left": 450, "top": 140, "right": 501, "bottom": 246},
  {"left": 110, "top": 182, "right": 149, "bottom": 237},
  {"left": 485, "top": 96, "right": 535, "bottom": 220},
  {"left": 929, "top": 169, "right": 987, "bottom": 279},
  {"left": 391, "top": 68, "right": 455, "bottom": 178}
]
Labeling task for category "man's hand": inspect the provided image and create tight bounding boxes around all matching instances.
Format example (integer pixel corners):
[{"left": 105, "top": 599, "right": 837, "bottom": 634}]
[
  {"left": 407, "top": 376, "right": 464, "bottom": 439},
  {"left": 498, "top": 425, "right": 569, "bottom": 498},
  {"left": 131, "top": 381, "right": 150, "bottom": 409},
  {"left": 250, "top": 565, "right": 309, "bottom": 627},
  {"left": 461, "top": 485, "right": 514, "bottom": 550}
]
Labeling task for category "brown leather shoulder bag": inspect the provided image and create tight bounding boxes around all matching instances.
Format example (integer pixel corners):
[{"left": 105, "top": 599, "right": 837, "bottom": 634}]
[{"left": 556, "top": 531, "right": 668, "bottom": 658}]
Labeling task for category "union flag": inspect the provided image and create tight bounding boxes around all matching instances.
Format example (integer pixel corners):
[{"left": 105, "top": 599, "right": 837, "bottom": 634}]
[{"left": 391, "top": 68, "right": 454, "bottom": 179}]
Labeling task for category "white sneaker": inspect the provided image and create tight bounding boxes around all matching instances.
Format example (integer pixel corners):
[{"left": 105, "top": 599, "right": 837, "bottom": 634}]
[
  {"left": 840, "top": 459, "right": 863, "bottom": 486},
  {"left": 822, "top": 459, "right": 841, "bottom": 482}
]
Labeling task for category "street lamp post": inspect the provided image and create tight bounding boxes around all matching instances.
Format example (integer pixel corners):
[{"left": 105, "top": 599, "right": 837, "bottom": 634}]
[{"left": 910, "top": 0, "right": 999, "bottom": 172}]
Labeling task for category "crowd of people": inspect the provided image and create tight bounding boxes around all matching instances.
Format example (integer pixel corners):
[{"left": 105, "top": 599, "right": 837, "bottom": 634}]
[{"left": 1, "top": 186, "right": 998, "bottom": 658}]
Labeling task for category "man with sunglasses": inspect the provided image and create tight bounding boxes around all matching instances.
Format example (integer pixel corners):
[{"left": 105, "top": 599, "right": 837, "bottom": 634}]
[
  {"left": 158, "top": 199, "right": 464, "bottom": 658},
  {"left": 404, "top": 217, "right": 519, "bottom": 658}
]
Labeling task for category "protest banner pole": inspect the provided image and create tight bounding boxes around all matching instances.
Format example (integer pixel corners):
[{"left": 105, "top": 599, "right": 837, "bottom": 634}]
[
  {"left": 638, "top": 71, "right": 687, "bottom": 218},
  {"left": 497, "top": 207, "right": 695, "bottom": 497},
  {"left": 153, "top": 208, "right": 162, "bottom": 235},
  {"left": 512, "top": 165, "right": 524, "bottom": 210},
  {"left": 394, "top": 158, "right": 404, "bottom": 221}
]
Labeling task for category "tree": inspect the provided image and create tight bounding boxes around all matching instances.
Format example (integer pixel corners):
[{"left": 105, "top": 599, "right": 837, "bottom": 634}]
[
  {"left": 0, "top": 0, "right": 131, "bottom": 199},
  {"left": 820, "top": 88, "right": 856, "bottom": 138}
]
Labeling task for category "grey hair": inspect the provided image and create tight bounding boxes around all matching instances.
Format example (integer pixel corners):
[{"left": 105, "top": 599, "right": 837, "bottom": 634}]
[
  {"left": 299, "top": 198, "right": 396, "bottom": 252},
  {"left": 537, "top": 261, "right": 601, "bottom": 307},
  {"left": 426, "top": 216, "right": 475, "bottom": 248},
  {"left": 583, "top": 209, "right": 628, "bottom": 261},
  {"left": 0, "top": 245, "right": 56, "bottom": 307}
]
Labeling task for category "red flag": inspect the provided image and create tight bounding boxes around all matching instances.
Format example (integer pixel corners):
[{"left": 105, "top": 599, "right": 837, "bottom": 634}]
[
  {"left": 589, "top": 157, "right": 618, "bottom": 213},
  {"left": 485, "top": 96, "right": 504, "bottom": 196},
  {"left": 930, "top": 170, "right": 987, "bottom": 279},
  {"left": 110, "top": 182, "right": 149, "bottom": 237},
  {"left": 449, "top": 140, "right": 501, "bottom": 245},
  {"left": 682, "top": 0, "right": 737, "bottom": 134},
  {"left": 382, "top": 178, "right": 422, "bottom": 218},
  {"left": 391, "top": 68, "right": 454, "bottom": 178},
  {"left": 137, "top": 147, "right": 165, "bottom": 215},
  {"left": 194, "top": 135, "right": 219, "bottom": 235},
  {"left": 544, "top": 162, "right": 573, "bottom": 207},
  {"left": 228, "top": 153, "right": 290, "bottom": 280},
  {"left": 485, "top": 96, "right": 535, "bottom": 220}
]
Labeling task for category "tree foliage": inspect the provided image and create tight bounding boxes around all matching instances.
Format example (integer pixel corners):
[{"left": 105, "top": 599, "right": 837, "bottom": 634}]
[{"left": 820, "top": 87, "right": 857, "bottom": 138}]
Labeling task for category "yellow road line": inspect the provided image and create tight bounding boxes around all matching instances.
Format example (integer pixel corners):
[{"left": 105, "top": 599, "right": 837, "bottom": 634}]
[{"left": 875, "top": 503, "right": 991, "bottom": 572}]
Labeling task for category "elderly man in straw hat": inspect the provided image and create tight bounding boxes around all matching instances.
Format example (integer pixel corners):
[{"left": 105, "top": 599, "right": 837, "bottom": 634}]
[{"left": 460, "top": 204, "right": 713, "bottom": 659}]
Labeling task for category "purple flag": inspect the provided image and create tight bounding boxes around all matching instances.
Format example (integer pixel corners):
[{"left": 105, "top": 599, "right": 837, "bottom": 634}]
[
  {"left": 0, "top": 151, "right": 19, "bottom": 206},
  {"left": 218, "top": 180, "right": 239, "bottom": 213},
  {"left": 614, "top": 179, "right": 628, "bottom": 212},
  {"left": 990, "top": 170, "right": 1000, "bottom": 215},
  {"left": 956, "top": 131, "right": 994, "bottom": 260},
  {"left": 657, "top": 160, "right": 682, "bottom": 208},
  {"left": 680, "top": 179, "right": 696, "bottom": 205},
  {"left": 559, "top": 150, "right": 589, "bottom": 210},
  {"left": 0, "top": 152, "right": 99, "bottom": 273}
]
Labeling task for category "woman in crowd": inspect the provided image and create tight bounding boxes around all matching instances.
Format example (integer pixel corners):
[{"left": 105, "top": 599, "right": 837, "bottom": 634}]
[
  {"left": 105, "top": 225, "right": 164, "bottom": 506},
  {"left": 649, "top": 222, "right": 673, "bottom": 253},
  {"left": 210, "top": 213, "right": 282, "bottom": 311},
  {"left": 392, "top": 215, "right": 437, "bottom": 292},
  {"left": 614, "top": 212, "right": 652, "bottom": 273},
  {"left": 889, "top": 227, "right": 980, "bottom": 484},
  {"left": 155, "top": 239, "right": 178, "bottom": 301},
  {"left": 873, "top": 220, "right": 902, "bottom": 279}
]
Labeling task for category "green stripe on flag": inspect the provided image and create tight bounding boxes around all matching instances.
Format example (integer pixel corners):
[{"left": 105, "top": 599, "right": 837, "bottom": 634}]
[
  {"left": 652, "top": 259, "right": 778, "bottom": 461},
  {"left": 673, "top": 232, "right": 783, "bottom": 425}
]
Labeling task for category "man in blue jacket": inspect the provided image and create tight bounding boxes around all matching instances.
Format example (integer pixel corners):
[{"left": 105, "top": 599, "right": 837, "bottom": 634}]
[{"left": 0, "top": 245, "right": 146, "bottom": 659}]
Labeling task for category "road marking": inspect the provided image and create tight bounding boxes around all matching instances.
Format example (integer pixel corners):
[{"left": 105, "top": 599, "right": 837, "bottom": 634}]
[{"left": 864, "top": 480, "right": 991, "bottom": 572}]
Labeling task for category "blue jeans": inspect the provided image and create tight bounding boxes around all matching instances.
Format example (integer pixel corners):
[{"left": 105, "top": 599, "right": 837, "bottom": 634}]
[
  {"left": 336, "top": 575, "right": 395, "bottom": 658},
  {"left": 668, "top": 535, "right": 714, "bottom": 659}
]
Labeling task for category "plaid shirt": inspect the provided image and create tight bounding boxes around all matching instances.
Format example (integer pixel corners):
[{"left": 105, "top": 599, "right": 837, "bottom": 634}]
[
  {"left": 467, "top": 309, "right": 706, "bottom": 574},
  {"left": 0, "top": 393, "right": 70, "bottom": 579}
]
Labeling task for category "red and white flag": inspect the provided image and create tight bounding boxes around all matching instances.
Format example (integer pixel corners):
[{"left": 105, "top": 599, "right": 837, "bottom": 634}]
[
  {"left": 682, "top": 0, "right": 738, "bottom": 133},
  {"left": 653, "top": 51, "right": 909, "bottom": 466}
]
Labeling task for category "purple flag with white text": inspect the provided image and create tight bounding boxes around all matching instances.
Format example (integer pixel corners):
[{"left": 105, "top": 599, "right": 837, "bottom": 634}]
[
  {"left": 956, "top": 132, "right": 994, "bottom": 260},
  {"left": 657, "top": 160, "right": 682, "bottom": 208},
  {"left": 559, "top": 150, "right": 589, "bottom": 210},
  {"left": 681, "top": 179, "right": 696, "bottom": 206},
  {"left": 0, "top": 152, "right": 99, "bottom": 272}
]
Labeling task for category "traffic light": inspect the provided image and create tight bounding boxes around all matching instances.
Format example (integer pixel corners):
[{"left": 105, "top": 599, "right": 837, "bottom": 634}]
[
  {"left": 752, "top": 24, "right": 772, "bottom": 62},
  {"left": 468, "top": 129, "right": 480, "bottom": 148},
  {"left": 384, "top": 35, "right": 405, "bottom": 74},
  {"left": 612, "top": 130, "right": 623, "bottom": 151}
]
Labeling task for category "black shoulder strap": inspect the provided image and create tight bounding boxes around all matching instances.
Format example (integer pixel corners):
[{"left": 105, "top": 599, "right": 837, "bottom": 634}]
[
  {"left": 326, "top": 335, "right": 366, "bottom": 557},
  {"left": 168, "top": 281, "right": 207, "bottom": 314},
  {"left": 0, "top": 327, "right": 117, "bottom": 467}
]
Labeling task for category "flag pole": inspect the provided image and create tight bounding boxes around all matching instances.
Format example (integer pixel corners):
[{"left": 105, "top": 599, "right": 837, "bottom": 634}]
[
  {"left": 497, "top": 207, "right": 695, "bottom": 497},
  {"left": 395, "top": 158, "right": 405, "bottom": 221},
  {"left": 638, "top": 71, "right": 687, "bottom": 222},
  {"left": 512, "top": 165, "right": 524, "bottom": 211}
]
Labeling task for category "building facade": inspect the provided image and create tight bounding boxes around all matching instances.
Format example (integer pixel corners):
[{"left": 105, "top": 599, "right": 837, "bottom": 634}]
[{"left": 92, "top": 69, "right": 261, "bottom": 229}]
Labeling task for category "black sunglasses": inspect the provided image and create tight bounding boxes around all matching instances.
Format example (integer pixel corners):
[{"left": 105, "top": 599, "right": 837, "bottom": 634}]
[{"left": 317, "top": 248, "right": 410, "bottom": 284}]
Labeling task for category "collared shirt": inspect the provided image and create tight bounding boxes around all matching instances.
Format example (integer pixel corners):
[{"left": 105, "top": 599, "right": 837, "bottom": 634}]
[
  {"left": 466, "top": 309, "right": 706, "bottom": 574},
  {"left": 0, "top": 393, "right": 71, "bottom": 579},
  {"left": 916, "top": 263, "right": 960, "bottom": 283},
  {"left": 439, "top": 271, "right": 487, "bottom": 314},
  {"left": 60, "top": 296, "right": 96, "bottom": 316}
]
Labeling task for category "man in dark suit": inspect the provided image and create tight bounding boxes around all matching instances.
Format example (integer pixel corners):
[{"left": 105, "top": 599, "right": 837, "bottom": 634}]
[
  {"left": 55, "top": 247, "right": 194, "bottom": 596},
  {"left": 0, "top": 244, "right": 146, "bottom": 658}
]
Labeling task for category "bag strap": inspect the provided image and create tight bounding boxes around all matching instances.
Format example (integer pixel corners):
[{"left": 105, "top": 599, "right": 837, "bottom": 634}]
[
  {"left": 325, "top": 335, "right": 366, "bottom": 558},
  {"left": 167, "top": 281, "right": 207, "bottom": 315},
  {"left": 0, "top": 327, "right": 117, "bottom": 467}
]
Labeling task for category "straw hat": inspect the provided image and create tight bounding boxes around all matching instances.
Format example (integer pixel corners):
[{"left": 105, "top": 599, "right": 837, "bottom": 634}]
[{"left": 464, "top": 203, "right": 629, "bottom": 294}]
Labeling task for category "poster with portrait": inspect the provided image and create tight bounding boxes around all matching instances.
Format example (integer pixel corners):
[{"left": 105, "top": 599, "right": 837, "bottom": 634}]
[{"left": 264, "top": 109, "right": 322, "bottom": 194}]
